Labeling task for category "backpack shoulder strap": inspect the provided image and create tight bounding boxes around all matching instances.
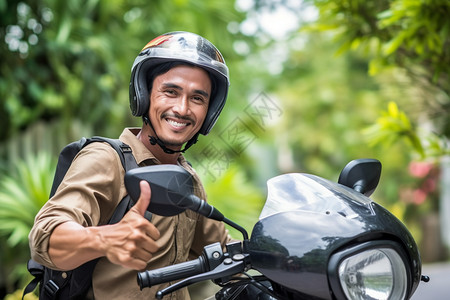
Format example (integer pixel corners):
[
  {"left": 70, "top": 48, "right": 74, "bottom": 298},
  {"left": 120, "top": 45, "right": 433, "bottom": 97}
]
[
  {"left": 49, "top": 138, "right": 88, "bottom": 198},
  {"left": 85, "top": 137, "right": 147, "bottom": 223},
  {"left": 86, "top": 137, "right": 137, "bottom": 171},
  {"left": 49, "top": 137, "right": 135, "bottom": 198},
  {"left": 22, "top": 260, "right": 44, "bottom": 299},
  {"left": 23, "top": 137, "right": 144, "bottom": 300}
]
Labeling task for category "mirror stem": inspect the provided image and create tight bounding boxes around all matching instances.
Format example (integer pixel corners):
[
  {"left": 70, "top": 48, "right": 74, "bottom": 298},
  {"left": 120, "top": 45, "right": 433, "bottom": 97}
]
[{"left": 223, "top": 217, "right": 249, "bottom": 241}]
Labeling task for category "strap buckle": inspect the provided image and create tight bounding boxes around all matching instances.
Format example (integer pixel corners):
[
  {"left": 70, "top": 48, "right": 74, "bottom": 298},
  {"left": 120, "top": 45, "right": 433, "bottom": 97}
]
[{"left": 44, "top": 280, "right": 60, "bottom": 297}]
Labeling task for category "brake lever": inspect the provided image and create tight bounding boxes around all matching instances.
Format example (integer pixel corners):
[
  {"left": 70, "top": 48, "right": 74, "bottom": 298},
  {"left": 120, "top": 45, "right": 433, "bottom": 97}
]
[{"left": 155, "top": 254, "right": 249, "bottom": 299}]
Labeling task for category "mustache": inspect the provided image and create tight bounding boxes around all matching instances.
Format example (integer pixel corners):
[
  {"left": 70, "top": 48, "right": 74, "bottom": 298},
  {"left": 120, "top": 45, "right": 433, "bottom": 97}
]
[{"left": 161, "top": 113, "right": 195, "bottom": 124}]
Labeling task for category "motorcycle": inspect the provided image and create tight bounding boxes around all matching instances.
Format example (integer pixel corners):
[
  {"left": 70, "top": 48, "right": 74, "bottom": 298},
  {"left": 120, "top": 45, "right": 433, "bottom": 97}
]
[{"left": 124, "top": 159, "right": 429, "bottom": 299}]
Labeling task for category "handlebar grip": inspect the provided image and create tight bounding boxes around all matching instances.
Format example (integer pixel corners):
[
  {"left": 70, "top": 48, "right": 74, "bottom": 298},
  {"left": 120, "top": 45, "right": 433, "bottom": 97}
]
[{"left": 137, "top": 256, "right": 206, "bottom": 290}]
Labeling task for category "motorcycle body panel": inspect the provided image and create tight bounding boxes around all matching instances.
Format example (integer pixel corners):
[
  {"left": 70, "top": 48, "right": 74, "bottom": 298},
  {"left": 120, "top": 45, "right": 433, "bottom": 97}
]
[{"left": 249, "top": 173, "right": 421, "bottom": 299}]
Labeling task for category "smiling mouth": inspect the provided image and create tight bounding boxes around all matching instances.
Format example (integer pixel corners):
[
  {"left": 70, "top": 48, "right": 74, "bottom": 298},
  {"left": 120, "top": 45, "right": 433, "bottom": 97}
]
[{"left": 166, "top": 118, "right": 191, "bottom": 129}]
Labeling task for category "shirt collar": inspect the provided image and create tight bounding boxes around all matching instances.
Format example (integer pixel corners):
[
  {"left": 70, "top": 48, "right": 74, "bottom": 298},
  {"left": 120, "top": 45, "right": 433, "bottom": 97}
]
[
  {"left": 119, "top": 127, "right": 189, "bottom": 167},
  {"left": 120, "top": 128, "right": 157, "bottom": 165}
]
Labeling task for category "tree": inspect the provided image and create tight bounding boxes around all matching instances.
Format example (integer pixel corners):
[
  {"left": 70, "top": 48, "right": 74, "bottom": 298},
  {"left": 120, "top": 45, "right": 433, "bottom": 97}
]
[
  {"left": 0, "top": 0, "right": 251, "bottom": 142},
  {"left": 309, "top": 0, "right": 450, "bottom": 141},
  {"left": 308, "top": 0, "right": 450, "bottom": 261}
]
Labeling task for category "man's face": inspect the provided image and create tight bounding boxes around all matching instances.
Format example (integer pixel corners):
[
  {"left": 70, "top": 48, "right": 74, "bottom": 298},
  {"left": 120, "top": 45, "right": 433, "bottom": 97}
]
[{"left": 148, "top": 65, "right": 211, "bottom": 147}]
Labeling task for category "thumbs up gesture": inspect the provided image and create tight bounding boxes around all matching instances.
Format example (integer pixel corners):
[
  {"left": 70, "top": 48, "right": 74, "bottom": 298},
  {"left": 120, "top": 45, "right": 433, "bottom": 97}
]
[{"left": 103, "top": 180, "right": 161, "bottom": 270}]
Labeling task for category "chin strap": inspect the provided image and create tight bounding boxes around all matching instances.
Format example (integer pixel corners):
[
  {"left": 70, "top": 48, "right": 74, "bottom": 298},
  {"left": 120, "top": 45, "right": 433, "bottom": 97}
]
[{"left": 144, "top": 115, "right": 199, "bottom": 154}]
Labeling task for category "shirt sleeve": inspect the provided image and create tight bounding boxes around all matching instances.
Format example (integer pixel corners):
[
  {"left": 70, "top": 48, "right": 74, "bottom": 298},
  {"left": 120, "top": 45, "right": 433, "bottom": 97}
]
[{"left": 28, "top": 142, "right": 126, "bottom": 268}]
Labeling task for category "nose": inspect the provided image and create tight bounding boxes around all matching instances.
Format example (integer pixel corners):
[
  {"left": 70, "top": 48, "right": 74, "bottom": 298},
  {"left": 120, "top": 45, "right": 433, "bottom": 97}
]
[{"left": 172, "top": 95, "right": 189, "bottom": 116}]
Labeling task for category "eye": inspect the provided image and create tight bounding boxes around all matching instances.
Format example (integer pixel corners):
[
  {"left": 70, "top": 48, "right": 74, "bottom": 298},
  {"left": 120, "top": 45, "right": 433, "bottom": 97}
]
[
  {"left": 164, "top": 89, "right": 177, "bottom": 96},
  {"left": 192, "top": 95, "right": 207, "bottom": 104}
]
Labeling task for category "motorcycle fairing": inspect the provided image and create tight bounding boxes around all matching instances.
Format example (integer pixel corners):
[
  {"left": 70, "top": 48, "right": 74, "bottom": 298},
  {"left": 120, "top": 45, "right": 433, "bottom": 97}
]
[{"left": 249, "top": 173, "right": 421, "bottom": 299}]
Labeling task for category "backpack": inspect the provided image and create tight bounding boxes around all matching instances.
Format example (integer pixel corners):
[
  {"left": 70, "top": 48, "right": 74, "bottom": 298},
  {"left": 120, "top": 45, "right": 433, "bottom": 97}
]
[{"left": 23, "top": 136, "right": 148, "bottom": 300}]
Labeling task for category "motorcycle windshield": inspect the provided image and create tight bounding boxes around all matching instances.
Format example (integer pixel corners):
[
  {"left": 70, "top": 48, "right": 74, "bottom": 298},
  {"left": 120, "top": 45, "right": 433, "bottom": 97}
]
[{"left": 259, "top": 173, "right": 374, "bottom": 220}]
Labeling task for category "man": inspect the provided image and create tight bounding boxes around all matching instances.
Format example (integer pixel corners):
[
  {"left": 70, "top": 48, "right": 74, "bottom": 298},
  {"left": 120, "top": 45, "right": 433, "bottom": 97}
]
[{"left": 29, "top": 31, "right": 231, "bottom": 299}]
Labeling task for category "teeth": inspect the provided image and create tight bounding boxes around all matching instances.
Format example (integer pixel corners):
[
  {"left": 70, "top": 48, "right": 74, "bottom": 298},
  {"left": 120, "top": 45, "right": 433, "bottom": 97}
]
[{"left": 167, "top": 119, "right": 187, "bottom": 127}]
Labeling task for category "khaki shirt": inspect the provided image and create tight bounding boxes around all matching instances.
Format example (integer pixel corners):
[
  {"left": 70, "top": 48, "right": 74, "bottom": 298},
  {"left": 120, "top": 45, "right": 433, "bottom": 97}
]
[{"left": 29, "top": 128, "right": 230, "bottom": 299}]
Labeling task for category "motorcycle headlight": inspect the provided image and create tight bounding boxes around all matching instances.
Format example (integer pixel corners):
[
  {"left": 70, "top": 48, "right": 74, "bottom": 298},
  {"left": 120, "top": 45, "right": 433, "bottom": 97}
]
[{"left": 328, "top": 241, "right": 410, "bottom": 300}]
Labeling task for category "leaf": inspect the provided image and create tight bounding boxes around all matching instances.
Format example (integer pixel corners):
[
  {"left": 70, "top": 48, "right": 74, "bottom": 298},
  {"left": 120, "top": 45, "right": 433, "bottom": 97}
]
[
  {"left": 0, "top": 152, "right": 55, "bottom": 248},
  {"left": 387, "top": 101, "right": 399, "bottom": 118},
  {"left": 382, "top": 32, "right": 407, "bottom": 56},
  {"left": 377, "top": 9, "right": 393, "bottom": 20},
  {"left": 407, "top": 134, "right": 425, "bottom": 159},
  {"left": 363, "top": 102, "right": 426, "bottom": 157}
]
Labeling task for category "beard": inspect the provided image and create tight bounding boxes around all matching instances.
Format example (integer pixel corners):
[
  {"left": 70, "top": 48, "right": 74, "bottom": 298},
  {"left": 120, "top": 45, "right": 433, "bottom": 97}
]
[{"left": 158, "top": 136, "right": 185, "bottom": 148}]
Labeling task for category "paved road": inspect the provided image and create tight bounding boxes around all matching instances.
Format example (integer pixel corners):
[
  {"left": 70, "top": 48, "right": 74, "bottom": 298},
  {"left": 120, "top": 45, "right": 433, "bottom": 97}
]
[{"left": 410, "top": 262, "right": 450, "bottom": 299}]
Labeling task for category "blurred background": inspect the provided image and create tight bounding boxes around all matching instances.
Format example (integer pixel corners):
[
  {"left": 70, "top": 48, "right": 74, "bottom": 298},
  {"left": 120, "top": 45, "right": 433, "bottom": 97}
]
[{"left": 0, "top": 0, "right": 449, "bottom": 298}]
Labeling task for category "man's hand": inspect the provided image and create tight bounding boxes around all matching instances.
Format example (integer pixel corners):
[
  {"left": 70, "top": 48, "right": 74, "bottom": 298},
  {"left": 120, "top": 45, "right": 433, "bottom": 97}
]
[
  {"left": 48, "top": 181, "right": 160, "bottom": 271},
  {"left": 101, "top": 180, "right": 160, "bottom": 270}
]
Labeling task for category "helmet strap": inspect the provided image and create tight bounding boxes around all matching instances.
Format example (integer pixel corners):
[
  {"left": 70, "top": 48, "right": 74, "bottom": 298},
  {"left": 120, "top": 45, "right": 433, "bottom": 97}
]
[{"left": 143, "top": 114, "right": 198, "bottom": 154}]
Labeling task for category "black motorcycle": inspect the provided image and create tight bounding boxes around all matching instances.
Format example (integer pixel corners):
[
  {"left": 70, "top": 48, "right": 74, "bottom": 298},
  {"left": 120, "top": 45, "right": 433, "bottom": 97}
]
[{"left": 125, "top": 159, "right": 429, "bottom": 300}]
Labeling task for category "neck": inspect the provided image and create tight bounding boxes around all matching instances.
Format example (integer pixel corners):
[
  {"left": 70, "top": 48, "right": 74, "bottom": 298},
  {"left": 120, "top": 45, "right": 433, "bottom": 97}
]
[{"left": 137, "top": 127, "right": 180, "bottom": 164}]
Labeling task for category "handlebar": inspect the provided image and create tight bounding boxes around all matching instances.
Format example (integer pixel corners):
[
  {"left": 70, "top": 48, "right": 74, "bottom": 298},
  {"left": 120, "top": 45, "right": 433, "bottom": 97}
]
[
  {"left": 137, "top": 242, "right": 226, "bottom": 290},
  {"left": 138, "top": 256, "right": 206, "bottom": 289}
]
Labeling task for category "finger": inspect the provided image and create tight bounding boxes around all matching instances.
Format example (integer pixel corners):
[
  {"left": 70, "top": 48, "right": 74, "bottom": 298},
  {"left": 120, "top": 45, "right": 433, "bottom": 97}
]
[
  {"left": 140, "top": 233, "right": 160, "bottom": 252},
  {"left": 126, "top": 256, "right": 149, "bottom": 271},
  {"left": 142, "top": 223, "right": 160, "bottom": 241},
  {"left": 129, "top": 247, "right": 154, "bottom": 265},
  {"left": 133, "top": 180, "right": 151, "bottom": 217}
]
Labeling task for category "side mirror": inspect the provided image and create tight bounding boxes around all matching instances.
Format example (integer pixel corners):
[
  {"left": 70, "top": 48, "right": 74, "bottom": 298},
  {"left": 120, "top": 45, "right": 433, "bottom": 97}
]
[
  {"left": 338, "top": 159, "right": 382, "bottom": 197},
  {"left": 125, "top": 164, "right": 193, "bottom": 216},
  {"left": 125, "top": 164, "right": 224, "bottom": 220}
]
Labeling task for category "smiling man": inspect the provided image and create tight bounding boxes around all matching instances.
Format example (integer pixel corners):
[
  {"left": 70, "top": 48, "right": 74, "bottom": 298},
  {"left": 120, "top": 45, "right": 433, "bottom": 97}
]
[
  {"left": 138, "top": 63, "right": 212, "bottom": 163},
  {"left": 29, "top": 32, "right": 231, "bottom": 299}
]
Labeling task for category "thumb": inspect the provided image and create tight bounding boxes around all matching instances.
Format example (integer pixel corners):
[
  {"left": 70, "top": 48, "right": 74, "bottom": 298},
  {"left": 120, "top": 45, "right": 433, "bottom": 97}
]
[{"left": 133, "top": 180, "right": 151, "bottom": 216}]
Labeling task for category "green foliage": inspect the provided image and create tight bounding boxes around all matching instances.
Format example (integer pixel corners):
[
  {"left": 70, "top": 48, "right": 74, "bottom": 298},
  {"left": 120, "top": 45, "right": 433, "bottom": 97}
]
[
  {"left": 202, "top": 166, "right": 264, "bottom": 238},
  {"left": 0, "top": 152, "right": 54, "bottom": 248},
  {"left": 0, "top": 151, "right": 55, "bottom": 291},
  {"left": 271, "top": 33, "right": 385, "bottom": 177},
  {"left": 0, "top": 0, "right": 250, "bottom": 141},
  {"left": 309, "top": 0, "right": 450, "bottom": 139},
  {"left": 4, "top": 289, "right": 38, "bottom": 300},
  {"left": 376, "top": 0, "right": 449, "bottom": 79},
  {"left": 306, "top": 0, "right": 449, "bottom": 260},
  {"left": 310, "top": 0, "right": 450, "bottom": 78},
  {"left": 364, "top": 99, "right": 450, "bottom": 180},
  {"left": 364, "top": 101, "right": 425, "bottom": 158}
]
